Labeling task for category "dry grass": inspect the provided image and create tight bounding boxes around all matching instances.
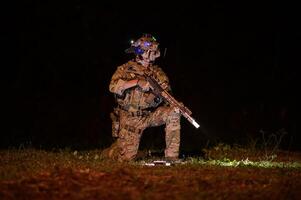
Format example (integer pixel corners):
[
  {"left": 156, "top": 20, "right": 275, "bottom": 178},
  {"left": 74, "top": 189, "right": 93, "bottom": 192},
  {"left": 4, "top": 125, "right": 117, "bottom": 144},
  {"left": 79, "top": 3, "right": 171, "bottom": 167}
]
[{"left": 0, "top": 146, "right": 301, "bottom": 200}]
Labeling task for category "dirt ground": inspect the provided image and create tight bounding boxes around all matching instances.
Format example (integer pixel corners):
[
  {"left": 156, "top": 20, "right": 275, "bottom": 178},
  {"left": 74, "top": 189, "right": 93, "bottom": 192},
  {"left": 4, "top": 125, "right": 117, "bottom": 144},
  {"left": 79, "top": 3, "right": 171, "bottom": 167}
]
[{"left": 0, "top": 149, "right": 301, "bottom": 200}]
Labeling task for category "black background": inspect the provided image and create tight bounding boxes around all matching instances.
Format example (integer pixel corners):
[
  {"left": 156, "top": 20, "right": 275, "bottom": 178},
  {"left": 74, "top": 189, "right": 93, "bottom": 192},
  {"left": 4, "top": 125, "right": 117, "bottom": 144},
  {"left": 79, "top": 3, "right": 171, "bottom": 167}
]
[{"left": 2, "top": 2, "right": 300, "bottom": 152}]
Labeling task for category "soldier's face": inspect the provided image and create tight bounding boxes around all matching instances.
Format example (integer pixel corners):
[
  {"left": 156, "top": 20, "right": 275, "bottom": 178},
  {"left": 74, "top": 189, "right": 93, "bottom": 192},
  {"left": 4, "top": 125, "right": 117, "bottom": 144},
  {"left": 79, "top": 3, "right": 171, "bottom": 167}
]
[{"left": 141, "top": 49, "right": 160, "bottom": 62}]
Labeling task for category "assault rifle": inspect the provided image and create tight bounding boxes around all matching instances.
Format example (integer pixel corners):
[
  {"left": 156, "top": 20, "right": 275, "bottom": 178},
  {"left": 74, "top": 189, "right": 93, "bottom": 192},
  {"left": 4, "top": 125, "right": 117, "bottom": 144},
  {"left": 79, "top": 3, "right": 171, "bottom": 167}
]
[{"left": 128, "top": 67, "right": 200, "bottom": 129}]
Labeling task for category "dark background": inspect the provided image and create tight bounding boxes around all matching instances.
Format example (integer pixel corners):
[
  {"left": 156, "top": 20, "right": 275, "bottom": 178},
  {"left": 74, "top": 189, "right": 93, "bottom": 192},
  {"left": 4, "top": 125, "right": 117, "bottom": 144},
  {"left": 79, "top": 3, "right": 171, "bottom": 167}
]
[{"left": 2, "top": 2, "right": 300, "bottom": 152}]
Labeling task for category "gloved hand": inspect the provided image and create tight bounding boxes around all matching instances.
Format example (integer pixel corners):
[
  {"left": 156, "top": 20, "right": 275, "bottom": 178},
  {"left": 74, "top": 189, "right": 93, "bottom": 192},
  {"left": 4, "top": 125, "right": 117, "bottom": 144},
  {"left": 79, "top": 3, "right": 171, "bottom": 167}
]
[
  {"left": 137, "top": 79, "right": 151, "bottom": 91},
  {"left": 160, "top": 82, "right": 169, "bottom": 90},
  {"left": 172, "top": 102, "right": 184, "bottom": 114}
]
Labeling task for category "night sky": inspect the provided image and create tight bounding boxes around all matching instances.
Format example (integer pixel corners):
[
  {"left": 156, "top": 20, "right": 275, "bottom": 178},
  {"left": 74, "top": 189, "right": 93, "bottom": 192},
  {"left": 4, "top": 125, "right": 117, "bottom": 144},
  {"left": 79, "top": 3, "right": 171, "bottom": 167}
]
[{"left": 2, "top": 2, "right": 300, "bottom": 152}]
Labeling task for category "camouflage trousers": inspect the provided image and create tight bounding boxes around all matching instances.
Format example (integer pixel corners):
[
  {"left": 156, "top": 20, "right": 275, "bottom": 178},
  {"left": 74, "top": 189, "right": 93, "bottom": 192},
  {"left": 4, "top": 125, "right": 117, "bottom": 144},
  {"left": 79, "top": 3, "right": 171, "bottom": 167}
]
[{"left": 103, "top": 106, "right": 181, "bottom": 162}]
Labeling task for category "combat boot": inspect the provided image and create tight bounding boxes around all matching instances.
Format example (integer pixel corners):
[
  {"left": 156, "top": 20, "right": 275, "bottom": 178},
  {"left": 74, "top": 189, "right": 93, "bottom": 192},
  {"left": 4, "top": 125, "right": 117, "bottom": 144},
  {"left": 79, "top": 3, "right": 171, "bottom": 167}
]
[{"left": 100, "top": 142, "right": 121, "bottom": 161}]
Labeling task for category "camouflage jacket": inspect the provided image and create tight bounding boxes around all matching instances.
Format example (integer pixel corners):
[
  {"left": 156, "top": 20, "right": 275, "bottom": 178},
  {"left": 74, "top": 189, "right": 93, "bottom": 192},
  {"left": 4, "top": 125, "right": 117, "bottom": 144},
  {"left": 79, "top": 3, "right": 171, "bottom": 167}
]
[{"left": 109, "top": 60, "right": 171, "bottom": 112}]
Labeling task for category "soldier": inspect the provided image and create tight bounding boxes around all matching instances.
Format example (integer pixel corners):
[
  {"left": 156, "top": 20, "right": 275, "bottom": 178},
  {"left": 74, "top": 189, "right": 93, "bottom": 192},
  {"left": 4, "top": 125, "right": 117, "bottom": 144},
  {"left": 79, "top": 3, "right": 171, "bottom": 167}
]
[{"left": 102, "top": 34, "right": 181, "bottom": 162}]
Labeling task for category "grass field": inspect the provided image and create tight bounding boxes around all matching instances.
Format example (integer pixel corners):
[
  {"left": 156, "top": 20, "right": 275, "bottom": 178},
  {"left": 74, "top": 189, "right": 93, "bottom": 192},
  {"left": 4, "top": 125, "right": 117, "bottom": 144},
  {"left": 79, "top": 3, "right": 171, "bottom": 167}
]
[{"left": 1, "top": 145, "right": 301, "bottom": 200}]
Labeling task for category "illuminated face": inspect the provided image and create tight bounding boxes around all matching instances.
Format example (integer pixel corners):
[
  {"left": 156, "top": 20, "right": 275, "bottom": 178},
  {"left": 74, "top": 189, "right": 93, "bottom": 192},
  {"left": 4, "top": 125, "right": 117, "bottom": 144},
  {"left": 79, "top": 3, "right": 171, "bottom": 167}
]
[
  {"left": 141, "top": 45, "right": 160, "bottom": 62},
  {"left": 129, "top": 34, "right": 161, "bottom": 64}
]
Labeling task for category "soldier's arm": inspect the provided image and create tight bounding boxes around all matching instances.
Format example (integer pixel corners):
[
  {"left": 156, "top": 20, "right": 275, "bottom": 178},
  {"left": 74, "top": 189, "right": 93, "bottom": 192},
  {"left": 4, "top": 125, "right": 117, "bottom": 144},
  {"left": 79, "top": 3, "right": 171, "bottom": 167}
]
[
  {"left": 114, "top": 79, "right": 150, "bottom": 93},
  {"left": 153, "top": 66, "right": 171, "bottom": 91},
  {"left": 115, "top": 79, "right": 139, "bottom": 94},
  {"left": 110, "top": 65, "right": 152, "bottom": 95},
  {"left": 109, "top": 67, "right": 138, "bottom": 95}
]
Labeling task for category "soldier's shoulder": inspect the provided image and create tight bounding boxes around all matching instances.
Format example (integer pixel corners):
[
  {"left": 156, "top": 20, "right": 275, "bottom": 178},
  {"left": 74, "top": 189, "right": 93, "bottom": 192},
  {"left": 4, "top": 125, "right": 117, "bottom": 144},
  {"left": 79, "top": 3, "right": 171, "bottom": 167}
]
[
  {"left": 117, "top": 60, "right": 137, "bottom": 70},
  {"left": 152, "top": 65, "right": 167, "bottom": 75},
  {"left": 152, "top": 65, "right": 165, "bottom": 72}
]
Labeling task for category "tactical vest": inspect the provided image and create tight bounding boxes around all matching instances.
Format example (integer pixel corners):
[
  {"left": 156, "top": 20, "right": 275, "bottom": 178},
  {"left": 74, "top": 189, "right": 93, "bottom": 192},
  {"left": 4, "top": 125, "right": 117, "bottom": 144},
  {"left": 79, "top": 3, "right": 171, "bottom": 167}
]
[{"left": 112, "top": 61, "right": 170, "bottom": 112}]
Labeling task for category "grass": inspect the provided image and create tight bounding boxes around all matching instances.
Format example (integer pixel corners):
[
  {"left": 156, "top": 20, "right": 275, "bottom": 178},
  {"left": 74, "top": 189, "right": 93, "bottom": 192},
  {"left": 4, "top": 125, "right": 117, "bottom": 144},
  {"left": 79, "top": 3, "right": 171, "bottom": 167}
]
[
  {"left": 0, "top": 145, "right": 301, "bottom": 199},
  {"left": 185, "top": 157, "right": 301, "bottom": 168}
]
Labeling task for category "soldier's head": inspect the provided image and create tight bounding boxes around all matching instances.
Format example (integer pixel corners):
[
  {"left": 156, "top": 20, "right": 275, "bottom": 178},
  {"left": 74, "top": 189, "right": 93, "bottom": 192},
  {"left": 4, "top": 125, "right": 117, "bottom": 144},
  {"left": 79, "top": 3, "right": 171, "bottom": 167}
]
[{"left": 125, "top": 33, "right": 160, "bottom": 64}]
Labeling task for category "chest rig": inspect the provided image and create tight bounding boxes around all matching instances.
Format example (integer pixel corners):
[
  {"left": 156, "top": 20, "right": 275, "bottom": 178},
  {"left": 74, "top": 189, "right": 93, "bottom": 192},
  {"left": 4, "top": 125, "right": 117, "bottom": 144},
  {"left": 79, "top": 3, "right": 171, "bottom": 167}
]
[{"left": 115, "top": 62, "right": 164, "bottom": 113}]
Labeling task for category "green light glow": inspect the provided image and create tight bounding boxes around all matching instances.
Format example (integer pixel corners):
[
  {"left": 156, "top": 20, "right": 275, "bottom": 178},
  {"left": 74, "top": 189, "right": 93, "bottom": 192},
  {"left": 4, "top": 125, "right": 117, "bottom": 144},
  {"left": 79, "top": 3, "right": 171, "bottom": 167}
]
[{"left": 187, "top": 158, "right": 301, "bottom": 169}]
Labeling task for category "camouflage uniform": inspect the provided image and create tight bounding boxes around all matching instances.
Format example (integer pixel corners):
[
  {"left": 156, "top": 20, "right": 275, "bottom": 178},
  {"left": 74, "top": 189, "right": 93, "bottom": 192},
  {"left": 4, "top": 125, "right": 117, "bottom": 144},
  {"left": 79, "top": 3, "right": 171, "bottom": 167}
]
[{"left": 105, "top": 60, "right": 181, "bottom": 161}]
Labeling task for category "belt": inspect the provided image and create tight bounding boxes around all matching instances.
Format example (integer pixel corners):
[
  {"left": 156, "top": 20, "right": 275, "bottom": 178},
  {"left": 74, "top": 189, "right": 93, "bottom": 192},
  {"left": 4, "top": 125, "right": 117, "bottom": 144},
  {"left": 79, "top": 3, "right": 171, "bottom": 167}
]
[
  {"left": 130, "top": 110, "right": 150, "bottom": 117},
  {"left": 118, "top": 105, "right": 151, "bottom": 117}
]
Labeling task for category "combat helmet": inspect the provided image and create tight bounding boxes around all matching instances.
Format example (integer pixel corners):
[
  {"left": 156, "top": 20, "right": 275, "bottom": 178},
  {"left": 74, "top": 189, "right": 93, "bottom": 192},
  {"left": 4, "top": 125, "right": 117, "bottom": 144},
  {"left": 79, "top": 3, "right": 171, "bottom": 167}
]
[{"left": 125, "top": 33, "right": 160, "bottom": 56}]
